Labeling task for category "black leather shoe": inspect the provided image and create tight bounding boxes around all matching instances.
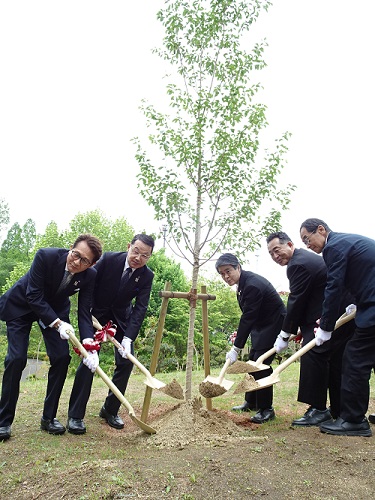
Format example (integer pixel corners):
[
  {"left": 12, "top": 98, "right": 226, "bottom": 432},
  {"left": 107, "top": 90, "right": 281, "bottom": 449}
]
[
  {"left": 368, "top": 414, "right": 375, "bottom": 424},
  {"left": 250, "top": 408, "right": 275, "bottom": 424},
  {"left": 232, "top": 401, "right": 256, "bottom": 412},
  {"left": 99, "top": 406, "right": 124, "bottom": 429},
  {"left": 67, "top": 418, "right": 86, "bottom": 435},
  {"left": 0, "top": 425, "right": 11, "bottom": 441},
  {"left": 40, "top": 417, "right": 66, "bottom": 435},
  {"left": 320, "top": 417, "right": 372, "bottom": 437},
  {"left": 292, "top": 407, "right": 332, "bottom": 427}
]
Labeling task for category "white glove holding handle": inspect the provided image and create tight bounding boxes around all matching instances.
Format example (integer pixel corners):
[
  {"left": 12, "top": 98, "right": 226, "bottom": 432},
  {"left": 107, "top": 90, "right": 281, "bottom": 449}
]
[
  {"left": 345, "top": 304, "right": 356, "bottom": 315},
  {"left": 57, "top": 321, "right": 74, "bottom": 340},
  {"left": 118, "top": 336, "right": 132, "bottom": 359},
  {"left": 226, "top": 346, "right": 240, "bottom": 365},
  {"left": 81, "top": 338, "right": 100, "bottom": 372},
  {"left": 314, "top": 327, "right": 332, "bottom": 346},
  {"left": 274, "top": 331, "right": 290, "bottom": 353}
]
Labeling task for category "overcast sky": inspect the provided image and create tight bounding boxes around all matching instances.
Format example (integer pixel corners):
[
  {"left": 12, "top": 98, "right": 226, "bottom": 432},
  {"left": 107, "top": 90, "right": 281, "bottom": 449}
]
[{"left": 1, "top": 0, "right": 374, "bottom": 290}]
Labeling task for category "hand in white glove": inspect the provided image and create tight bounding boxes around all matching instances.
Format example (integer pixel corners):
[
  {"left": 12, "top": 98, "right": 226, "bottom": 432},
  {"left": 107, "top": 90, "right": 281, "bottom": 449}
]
[
  {"left": 83, "top": 350, "right": 99, "bottom": 373},
  {"left": 57, "top": 321, "right": 74, "bottom": 340},
  {"left": 118, "top": 336, "right": 132, "bottom": 359},
  {"left": 345, "top": 304, "right": 357, "bottom": 315},
  {"left": 226, "top": 347, "right": 239, "bottom": 365},
  {"left": 314, "top": 327, "right": 332, "bottom": 346},
  {"left": 274, "top": 331, "right": 290, "bottom": 353}
]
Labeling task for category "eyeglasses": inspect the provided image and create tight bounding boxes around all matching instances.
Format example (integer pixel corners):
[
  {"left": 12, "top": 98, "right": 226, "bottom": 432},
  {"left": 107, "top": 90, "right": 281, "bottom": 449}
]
[
  {"left": 302, "top": 229, "right": 316, "bottom": 246},
  {"left": 130, "top": 245, "right": 151, "bottom": 260},
  {"left": 70, "top": 249, "right": 92, "bottom": 267}
]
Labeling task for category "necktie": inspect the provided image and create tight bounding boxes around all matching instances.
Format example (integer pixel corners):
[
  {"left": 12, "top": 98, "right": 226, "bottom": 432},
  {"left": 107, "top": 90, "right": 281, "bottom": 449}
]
[
  {"left": 121, "top": 267, "right": 132, "bottom": 285},
  {"left": 57, "top": 270, "right": 73, "bottom": 294}
]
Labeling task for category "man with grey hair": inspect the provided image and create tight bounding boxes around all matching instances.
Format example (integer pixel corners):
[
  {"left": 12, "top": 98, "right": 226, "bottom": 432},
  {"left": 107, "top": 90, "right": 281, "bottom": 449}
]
[
  {"left": 299, "top": 218, "right": 375, "bottom": 437},
  {"left": 215, "top": 253, "right": 286, "bottom": 424}
]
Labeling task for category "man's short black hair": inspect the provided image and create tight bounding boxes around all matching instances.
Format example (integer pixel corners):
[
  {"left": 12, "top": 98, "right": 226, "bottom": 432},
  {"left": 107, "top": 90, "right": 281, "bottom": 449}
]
[{"left": 215, "top": 253, "right": 240, "bottom": 272}]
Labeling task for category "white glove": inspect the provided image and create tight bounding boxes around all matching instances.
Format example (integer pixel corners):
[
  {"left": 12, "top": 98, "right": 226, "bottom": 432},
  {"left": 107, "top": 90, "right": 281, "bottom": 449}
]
[
  {"left": 226, "top": 347, "right": 239, "bottom": 365},
  {"left": 83, "top": 350, "right": 99, "bottom": 373},
  {"left": 274, "top": 331, "right": 290, "bottom": 353},
  {"left": 118, "top": 336, "right": 132, "bottom": 359},
  {"left": 345, "top": 304, "right": 356, "bottom": 315},
  {"left": 314, "top": 327, "right": 332, "bottom": 346},
  {"left": 57, "top": 321, "right": 74, "bottom": 340}
]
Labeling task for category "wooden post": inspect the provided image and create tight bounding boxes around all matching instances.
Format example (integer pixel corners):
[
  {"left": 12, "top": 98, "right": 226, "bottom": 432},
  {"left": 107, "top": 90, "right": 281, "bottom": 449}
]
[
  {"left": 141, "top": 281, "right": 171, "bottom": 422},
  {"left": 141, "top": 283, "right": 216, "bottom": 421},
  {"left": 201, "top": 285, "right": 212, "bottom": 410}
]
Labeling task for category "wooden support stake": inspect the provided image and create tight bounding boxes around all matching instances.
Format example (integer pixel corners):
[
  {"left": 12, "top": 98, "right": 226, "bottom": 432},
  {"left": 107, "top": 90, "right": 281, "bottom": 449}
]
[
  {"left": 141, "top": 281, "right": 171, "bottom": 422},
  {"left": 201, "top": 285, "right": 212, "bottom": 410}
]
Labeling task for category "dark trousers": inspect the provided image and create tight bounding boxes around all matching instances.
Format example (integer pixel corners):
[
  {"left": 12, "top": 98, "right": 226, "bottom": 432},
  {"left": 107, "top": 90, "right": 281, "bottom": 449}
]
[
  {"left": 297, "top": 320, "right": 354, "bottom": 416},
  {"left": 244, "top": 347, "right": 275, "bottom": 410},
  {"left": 68, "top": 329, "right": 134, "bottom": 419},
  {"left": 340, "top": 325, "right": 375, "bottom": 423},
  {"left": 0, "top": 313, "right": 71, "bottom": 426}
]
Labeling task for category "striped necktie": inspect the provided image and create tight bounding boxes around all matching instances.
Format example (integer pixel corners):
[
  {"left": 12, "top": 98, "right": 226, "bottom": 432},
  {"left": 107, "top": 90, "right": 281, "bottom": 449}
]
[
  {"left": 121, "top": 267, "right": 132, "bottom": 285},
  {"left": 57, "top": 270, "right": 73, "bottom": 294}
]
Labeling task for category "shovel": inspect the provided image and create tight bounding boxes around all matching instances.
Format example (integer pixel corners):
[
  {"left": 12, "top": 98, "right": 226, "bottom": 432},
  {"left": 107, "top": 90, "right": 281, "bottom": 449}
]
[
  {"left": 234, "top": 310, "right": 355, "bottom": 393},
  {"left": 92, "top": 316, "right": 184, "bottom": 400},
  {"left": 227, "top": 334, "right": 298, "bottom": 374},
  {"left": 198, "top": 358, "right": 234, "bottom": 398},
  {"left": 67, "top": 329, "right": 156, "bottom": 434}
]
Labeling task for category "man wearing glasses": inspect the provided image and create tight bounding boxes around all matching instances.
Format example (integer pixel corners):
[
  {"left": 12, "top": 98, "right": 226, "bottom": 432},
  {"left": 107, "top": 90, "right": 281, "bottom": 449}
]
[
  {"left": 67, "top": 234, "right": 154, "bottom": 434},
  {"left": 0, "top": 234, "right": 102, "bottom": 441},
  {"left": 299, "top": 218, "right": 375, "bottom": 437}
]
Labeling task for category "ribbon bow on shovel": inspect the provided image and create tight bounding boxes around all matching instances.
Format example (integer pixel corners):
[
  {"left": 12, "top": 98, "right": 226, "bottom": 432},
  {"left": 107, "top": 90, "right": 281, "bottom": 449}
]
[
  {"left": 68, "top": 328, "right": 156, "bottom": 434},
  {"left": 92, "top": 317, "right": 184, "bottom": 400}
]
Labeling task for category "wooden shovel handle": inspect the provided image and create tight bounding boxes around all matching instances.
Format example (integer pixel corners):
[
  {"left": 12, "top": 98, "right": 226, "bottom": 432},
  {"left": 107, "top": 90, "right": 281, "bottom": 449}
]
[{"left": 273, "top": 310, "right": 355, "bottom": 377}]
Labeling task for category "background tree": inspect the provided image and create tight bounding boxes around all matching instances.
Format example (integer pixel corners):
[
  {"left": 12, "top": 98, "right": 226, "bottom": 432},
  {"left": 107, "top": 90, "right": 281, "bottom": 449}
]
[
  {"left": 133, "top": 0, "right": 295, "bottom": 398},
  {"left": 0, "top": 198, "right": 10, "bottom": 238}
]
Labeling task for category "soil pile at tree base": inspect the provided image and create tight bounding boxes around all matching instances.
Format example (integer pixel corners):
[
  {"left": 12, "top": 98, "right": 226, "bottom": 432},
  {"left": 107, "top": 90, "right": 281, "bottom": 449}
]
[{"left": 148, "top": 397, "right": 266, "bottom": 448}]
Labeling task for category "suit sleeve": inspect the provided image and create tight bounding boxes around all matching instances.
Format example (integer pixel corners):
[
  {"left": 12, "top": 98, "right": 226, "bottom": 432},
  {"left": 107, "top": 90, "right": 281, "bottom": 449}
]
[
  {"left": 124, "top": 273, "right": 154, "bottom": 341},
  {"left": 282, "top": 263, "right": 314, "bottom": 334},
  {"left": 234, "top": 285, "right": 262, "bottom": 349},
  {"left": 320, "top": 246, "right": 347, "bottom": 331},
  {"left": 77, "top": 268, "right": 97, "bottom": 341},
  {"left": 25, "top": 250, "right": 61, "bottom": 326}
]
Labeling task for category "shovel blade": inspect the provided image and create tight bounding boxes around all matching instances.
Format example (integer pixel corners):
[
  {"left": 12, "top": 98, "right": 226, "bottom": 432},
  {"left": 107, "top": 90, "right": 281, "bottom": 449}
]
[
  {"left": 254, "top": 374, "right": 280, "bottom": 390},
  {"left": 204, "top": 375, "right": 234, "bottom": 391},
  {"left": 143, "top": 378, "right": 166, "bottom": 390}
]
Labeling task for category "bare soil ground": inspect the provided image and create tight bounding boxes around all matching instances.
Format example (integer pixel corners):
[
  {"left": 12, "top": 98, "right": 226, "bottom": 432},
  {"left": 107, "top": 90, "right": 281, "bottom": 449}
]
[{"left": 0, "top": 369, "right": 374, "bottom": 499}]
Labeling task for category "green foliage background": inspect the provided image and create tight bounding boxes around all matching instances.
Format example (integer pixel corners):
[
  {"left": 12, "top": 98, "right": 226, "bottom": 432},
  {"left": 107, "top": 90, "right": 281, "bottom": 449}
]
[{"left": 0, "top": 208, "right": 246, "bottom": 377}]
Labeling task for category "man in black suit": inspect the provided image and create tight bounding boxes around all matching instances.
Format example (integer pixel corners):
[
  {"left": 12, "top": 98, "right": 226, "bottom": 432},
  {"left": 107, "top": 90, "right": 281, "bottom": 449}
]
[
  {"left": 0, "top": 234, "right": 103, "bottom": 441},
  {"left": 67, "top": 234, "right": 154, "bottom": 434},
  {"left": 299, "top": 218, "right": 375, "bottom": 437},
  {"left": 266, "top": 231, "right": 354, "bottom": 426},
  {"left": 216, "top": 253, "right": 286, "bottom": 424}
]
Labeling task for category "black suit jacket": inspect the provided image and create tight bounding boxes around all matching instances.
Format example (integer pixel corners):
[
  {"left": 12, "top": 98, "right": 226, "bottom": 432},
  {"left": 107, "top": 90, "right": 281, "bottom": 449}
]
[
  {"left": 321, "top": 231, "right": 375, "bottom": 330},
  {"left": 282, "top": 248, "right": 327, "bottom": 335},
  {"left": 234, "top": 270, "right": 286, "bottom": 351},
  {"left": 92, "top": 251, "right": 154, "bottom": 341},
  {"left": 0, "top": 247, "right": 96, "bottom": 340}
]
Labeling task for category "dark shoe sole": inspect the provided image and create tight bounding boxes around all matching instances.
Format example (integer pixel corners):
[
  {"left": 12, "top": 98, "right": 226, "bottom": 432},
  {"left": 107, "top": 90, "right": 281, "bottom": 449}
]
[
  {"left": 40, "top": 426, "right": 66, "bottom": 435},
  {"left": 320, "top": 426, "right": 372, "bottom": 437},
  {"left": 250, "top": 415, "right": 275, "bottom": 424},
  {"left": 292, "top": 417, "right": 333, "bottom": 427},
  {"left": 67, "top": 427, "right": 86, "bottom": 435},
  {"left": 368, "top": 415, "right": 375, "bottom": 424}
]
